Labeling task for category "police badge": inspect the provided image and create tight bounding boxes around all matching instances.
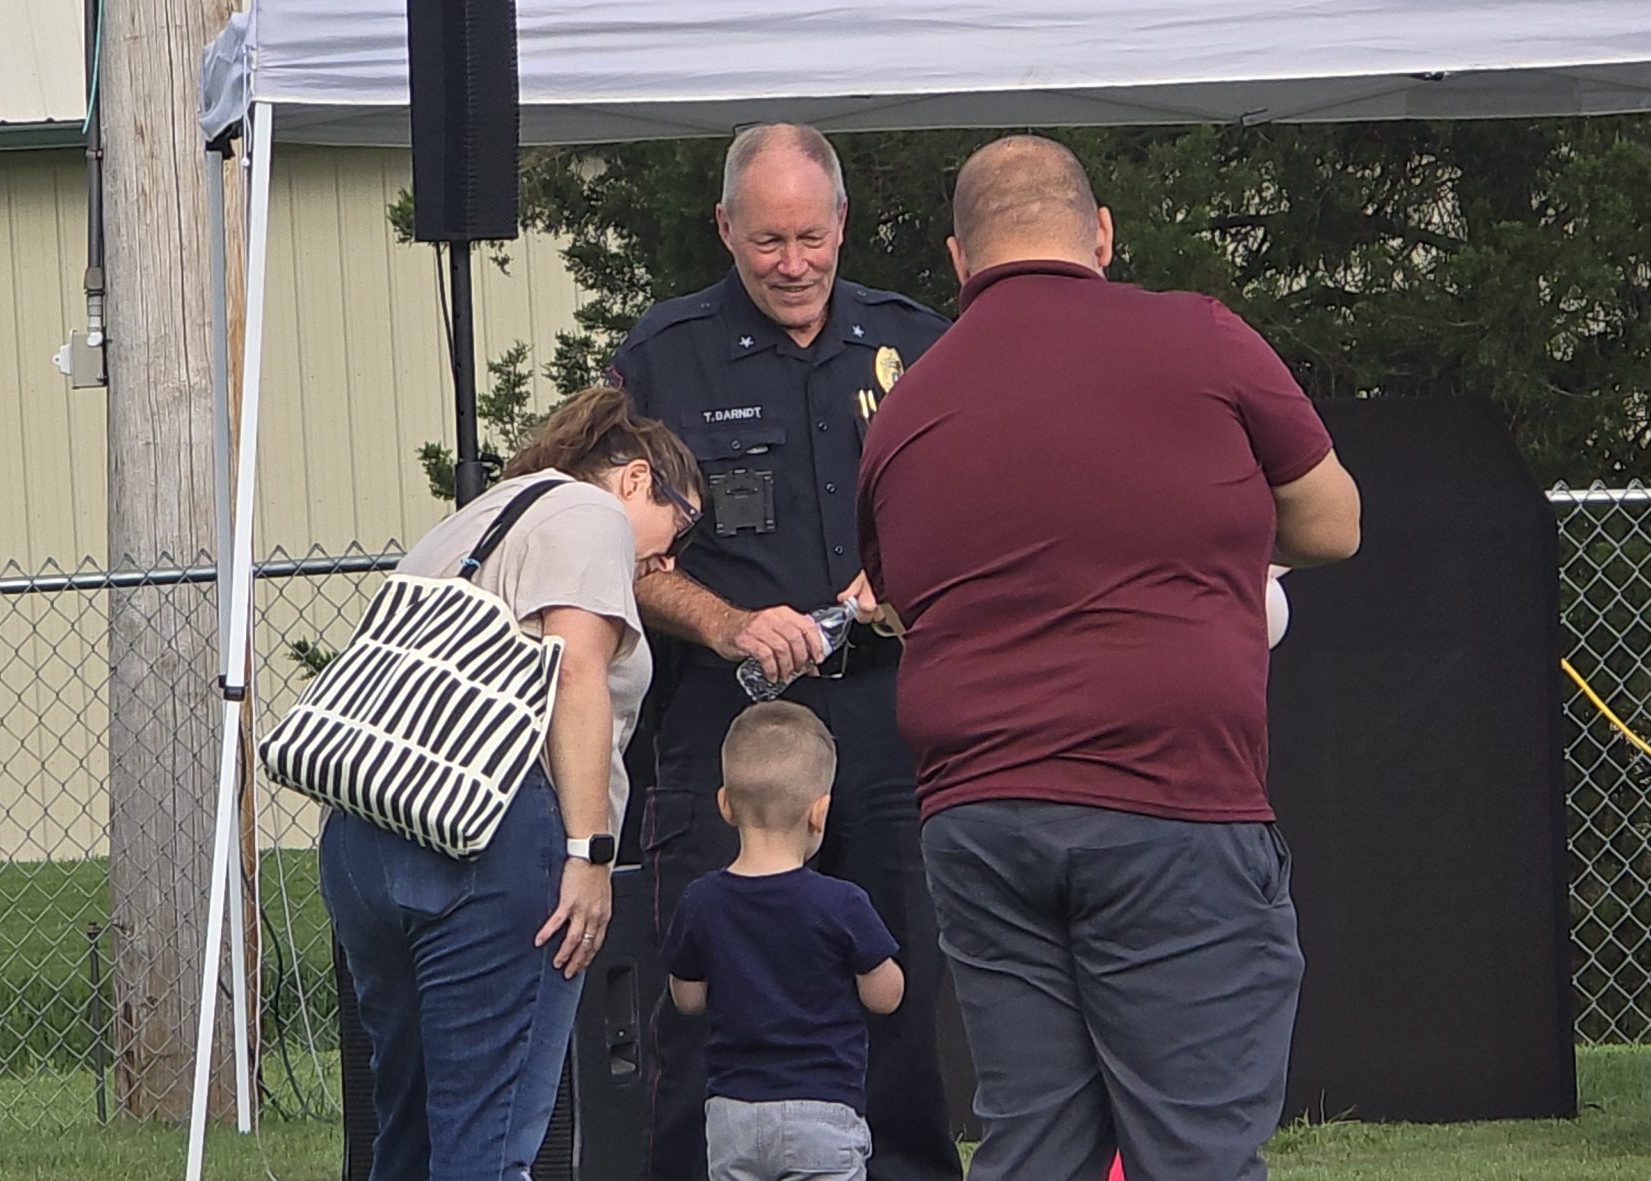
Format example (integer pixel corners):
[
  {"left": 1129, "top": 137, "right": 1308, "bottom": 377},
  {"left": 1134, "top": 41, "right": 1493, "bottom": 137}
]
[
  {"left": 874, "top": 346, "right": 905, "bottom": 395},
  {"left": 854, "top": 347, "right": 906, "bottom": 430}
]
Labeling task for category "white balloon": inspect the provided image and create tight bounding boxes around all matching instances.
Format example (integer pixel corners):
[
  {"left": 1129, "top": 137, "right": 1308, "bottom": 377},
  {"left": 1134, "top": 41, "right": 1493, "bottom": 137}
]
[{"left": 1266, "top": 576, "right": 1290, "bottom": 649}]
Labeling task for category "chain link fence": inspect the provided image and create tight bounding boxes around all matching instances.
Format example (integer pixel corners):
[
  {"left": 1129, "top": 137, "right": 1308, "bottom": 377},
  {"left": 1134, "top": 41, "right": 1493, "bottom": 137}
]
[
  {"left": 1551, "top": 483, "right": 1651, "bottom": 1044},
  {"left": 0, "top": 543, "right": 402, "bottom": 1130},
  {"left": 1, "top": 491, "right": 1649, "bottom": 1129}
]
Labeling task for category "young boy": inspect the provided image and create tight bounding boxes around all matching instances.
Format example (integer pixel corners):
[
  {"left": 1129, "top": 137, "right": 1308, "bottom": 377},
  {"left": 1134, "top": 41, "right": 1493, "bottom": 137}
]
[{"left": 662, "top": 701, "right": 905, "bottom": 1181}]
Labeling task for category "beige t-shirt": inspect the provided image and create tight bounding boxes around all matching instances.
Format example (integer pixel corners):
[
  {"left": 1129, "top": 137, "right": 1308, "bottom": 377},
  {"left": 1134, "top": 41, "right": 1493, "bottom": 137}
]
[{"left": 397, "top": 472, "right": 650, "bottom": 833}]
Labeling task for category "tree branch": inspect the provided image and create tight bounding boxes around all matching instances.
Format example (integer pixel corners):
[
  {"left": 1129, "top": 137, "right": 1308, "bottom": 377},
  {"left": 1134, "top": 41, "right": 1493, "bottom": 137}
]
[{"left": 1366, "top": 214, "right": 1466, "bottom": 254}]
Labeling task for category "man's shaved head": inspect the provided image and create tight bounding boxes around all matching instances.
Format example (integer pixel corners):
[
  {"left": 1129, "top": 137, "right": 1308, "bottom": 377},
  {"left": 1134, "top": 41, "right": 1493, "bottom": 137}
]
[{"left": 951, "top": 135, "right": 1102, "bottom": 264}]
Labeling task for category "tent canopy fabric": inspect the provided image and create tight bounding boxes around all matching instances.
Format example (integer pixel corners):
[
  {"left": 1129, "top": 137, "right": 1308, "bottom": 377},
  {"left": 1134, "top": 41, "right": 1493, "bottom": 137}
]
[{"left": 200, "top": 0, "right": 1651, "bottom": 147}]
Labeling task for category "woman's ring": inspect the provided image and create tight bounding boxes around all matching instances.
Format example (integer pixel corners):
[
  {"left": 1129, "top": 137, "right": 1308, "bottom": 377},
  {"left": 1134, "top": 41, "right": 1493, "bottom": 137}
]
[{"left": 582, "top": 935, "right": 595, "bottom": 943}]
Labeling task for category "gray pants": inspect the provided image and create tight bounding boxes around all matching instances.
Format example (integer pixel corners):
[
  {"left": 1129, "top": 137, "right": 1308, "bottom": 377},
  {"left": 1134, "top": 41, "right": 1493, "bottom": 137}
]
[
  {"left": 922, "top": 800, "right": 1304, "bottom": 1181},
  {"left": 704, "top": 1096, "right": 872, "bottom": 1181}
]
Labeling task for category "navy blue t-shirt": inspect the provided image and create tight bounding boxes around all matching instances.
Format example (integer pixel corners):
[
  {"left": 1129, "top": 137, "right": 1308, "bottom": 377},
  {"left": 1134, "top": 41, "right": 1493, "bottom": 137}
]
[{"left": 662, "top": 867, "right": 899, "bottom": 1112}]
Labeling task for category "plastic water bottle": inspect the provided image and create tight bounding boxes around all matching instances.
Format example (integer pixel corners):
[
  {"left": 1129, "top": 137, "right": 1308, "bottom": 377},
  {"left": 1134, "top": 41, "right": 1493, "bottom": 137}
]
[{"left": 736, "top": 601, "right": 858, "bottom": 702}]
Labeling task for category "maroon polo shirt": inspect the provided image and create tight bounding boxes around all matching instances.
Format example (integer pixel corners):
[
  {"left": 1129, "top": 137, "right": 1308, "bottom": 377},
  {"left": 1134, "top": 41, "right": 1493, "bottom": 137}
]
[{"left": 858, "top": 260, "right": 1333, "bottom": 824}]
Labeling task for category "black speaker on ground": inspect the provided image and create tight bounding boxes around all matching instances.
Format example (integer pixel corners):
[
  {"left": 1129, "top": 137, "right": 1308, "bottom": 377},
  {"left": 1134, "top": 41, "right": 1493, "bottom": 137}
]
[
  {"left": 537, "top": 865, "right": 660, "bottom": 1180},
  {"left": 1269, "top": 396, "right": 1575, "bottom": 1123},
  {"left": 407, "top": 0, "right": 521, "bottom": 243},
  {"left": 335, "top": 936, "right": 377, "bottom": 1181},
  {"left": 337, "top": 866, "right": 662, "bottom": 1180}
]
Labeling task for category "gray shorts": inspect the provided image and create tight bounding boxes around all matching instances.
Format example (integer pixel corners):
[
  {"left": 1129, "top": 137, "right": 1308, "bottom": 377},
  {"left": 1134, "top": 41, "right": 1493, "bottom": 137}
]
[{"left": 704, "top": 1096, "right": 872, "bottom": 1181}]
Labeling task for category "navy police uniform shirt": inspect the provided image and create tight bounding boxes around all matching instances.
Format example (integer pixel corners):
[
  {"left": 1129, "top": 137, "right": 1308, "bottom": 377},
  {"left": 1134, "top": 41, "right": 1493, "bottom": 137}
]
[
  {"left": 662, "top": 866, "right": 900, "bottom": 1112},
  {"left": 611, "top": 269, "right": 949, "bottom": 614}
]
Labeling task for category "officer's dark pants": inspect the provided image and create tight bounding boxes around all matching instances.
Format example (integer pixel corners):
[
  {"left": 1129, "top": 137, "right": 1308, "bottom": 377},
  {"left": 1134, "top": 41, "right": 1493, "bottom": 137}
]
[
  {"left": 921, "top": 800, "right": 1304, "bottom": 1181},
  {"left": 643, "top": 660, "right": 961, "bottom": 1181}
]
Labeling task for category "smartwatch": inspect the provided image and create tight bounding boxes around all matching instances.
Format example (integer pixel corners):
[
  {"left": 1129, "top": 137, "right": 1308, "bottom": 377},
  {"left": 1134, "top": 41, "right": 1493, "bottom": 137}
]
[{"left": 566, "top": 834, "right": 617, "bottom": 866}]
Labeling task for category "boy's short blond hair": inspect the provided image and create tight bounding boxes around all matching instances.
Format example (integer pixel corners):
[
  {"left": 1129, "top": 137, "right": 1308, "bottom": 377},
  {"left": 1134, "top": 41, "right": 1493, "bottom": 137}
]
[{"left": 721, "top": 702, "right": 838, "bottom": 830}]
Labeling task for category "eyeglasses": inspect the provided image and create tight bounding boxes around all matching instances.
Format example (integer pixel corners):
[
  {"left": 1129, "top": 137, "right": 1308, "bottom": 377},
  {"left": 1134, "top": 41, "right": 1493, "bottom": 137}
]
[{"left": 654, "top": 474, "right": 703, "bottom": 558}]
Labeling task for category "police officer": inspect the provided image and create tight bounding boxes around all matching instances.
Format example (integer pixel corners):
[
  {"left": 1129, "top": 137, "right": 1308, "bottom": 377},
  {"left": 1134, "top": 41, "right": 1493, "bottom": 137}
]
[{"left": 612, "top": 124, "right": 961, "bottom": 1181}]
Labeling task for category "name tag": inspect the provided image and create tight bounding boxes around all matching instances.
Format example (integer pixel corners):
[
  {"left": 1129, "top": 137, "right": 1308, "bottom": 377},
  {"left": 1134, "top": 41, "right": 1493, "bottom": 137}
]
[{"left": 702, "top": 406, "right": 764, "bottom": 424}]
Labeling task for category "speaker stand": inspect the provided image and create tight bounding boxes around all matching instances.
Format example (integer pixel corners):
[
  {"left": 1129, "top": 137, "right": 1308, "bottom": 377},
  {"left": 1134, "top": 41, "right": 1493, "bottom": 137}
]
[{"left": 446, "top": 239, "right": 488, "bottom": 509}]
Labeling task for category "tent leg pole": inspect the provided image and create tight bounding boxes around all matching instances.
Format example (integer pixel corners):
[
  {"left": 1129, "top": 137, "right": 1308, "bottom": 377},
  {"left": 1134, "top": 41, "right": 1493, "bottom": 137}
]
[
  {"left": 205, "top": 141, "right": 256, "bottom": 1137},
  {"left": 185, "top": 100, "right": 273, "bottom": 1181},
  {"left": 208, "top": 147, "right": 232, "bottom": 684}
]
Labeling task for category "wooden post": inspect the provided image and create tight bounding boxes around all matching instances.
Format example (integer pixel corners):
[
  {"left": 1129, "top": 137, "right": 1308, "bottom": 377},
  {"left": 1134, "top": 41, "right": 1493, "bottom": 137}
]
[{"left": 102, "top": 0, "right": 240, "bottom": 1121}]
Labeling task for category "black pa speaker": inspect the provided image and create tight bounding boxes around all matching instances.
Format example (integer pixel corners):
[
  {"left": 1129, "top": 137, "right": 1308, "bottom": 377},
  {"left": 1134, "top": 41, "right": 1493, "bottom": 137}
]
[
  {"left": 407, "top": 0, "right": 521, "bottom": 243},
  {"left": 1269, "top": 396, "right": 1575, "bottom": 1124},
  {"left": 335, "top": 937, "right": 377, "bottom": 1181},
  {"left": 338, "top": 867, "right": 662, "bottom": 1180}
]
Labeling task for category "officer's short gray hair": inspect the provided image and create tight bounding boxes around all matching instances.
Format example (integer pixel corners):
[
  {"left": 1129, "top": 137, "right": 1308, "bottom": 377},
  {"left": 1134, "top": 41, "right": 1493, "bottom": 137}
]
[{"left": 721, "top": 124, "right": 848, "bottom": 214}]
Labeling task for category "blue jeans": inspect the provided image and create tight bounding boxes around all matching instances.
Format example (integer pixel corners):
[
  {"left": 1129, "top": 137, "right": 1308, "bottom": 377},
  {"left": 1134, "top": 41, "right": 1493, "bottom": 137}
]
[{"left": 320, "top": 765, "right": 582, "bottom": 1181}]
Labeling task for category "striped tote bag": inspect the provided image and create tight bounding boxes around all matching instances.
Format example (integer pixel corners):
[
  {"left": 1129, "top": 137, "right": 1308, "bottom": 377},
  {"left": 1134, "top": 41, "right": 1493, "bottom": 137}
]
[{"left": 259, "top": 480, "right": 568, "bottom": 859}]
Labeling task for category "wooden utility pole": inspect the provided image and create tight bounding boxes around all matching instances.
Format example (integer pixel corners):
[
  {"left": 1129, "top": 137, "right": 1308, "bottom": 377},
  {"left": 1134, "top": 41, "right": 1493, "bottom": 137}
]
[{"left": 102, "top": 0, "right": 242, "bottom": 1120}]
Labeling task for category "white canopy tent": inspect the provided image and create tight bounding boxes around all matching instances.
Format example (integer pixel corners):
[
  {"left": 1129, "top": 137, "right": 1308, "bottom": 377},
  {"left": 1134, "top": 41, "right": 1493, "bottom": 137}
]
[
  {"left": 203, "top": 0, "right": 1651, "bottom": 144},
  {"left": 187, "top": 2, "right": 1651, "bottom": 1176}
]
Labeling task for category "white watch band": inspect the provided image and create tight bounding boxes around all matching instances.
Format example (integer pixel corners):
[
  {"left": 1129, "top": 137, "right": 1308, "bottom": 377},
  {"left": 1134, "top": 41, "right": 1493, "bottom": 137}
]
[{"left": 566, "top": 833, "right": 615, "bottom": 864}]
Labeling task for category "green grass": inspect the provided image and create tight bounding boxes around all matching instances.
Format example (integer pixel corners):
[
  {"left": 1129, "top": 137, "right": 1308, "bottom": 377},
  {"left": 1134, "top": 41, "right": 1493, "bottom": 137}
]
[
  {"left": 0, "top": 851, "right": 336, "bottom": 1076},
  {"left": 0, "top": 1049, "right": 1644, "bottom": 1180},
  {"left": 257, "top": 847, "right": 341, "bottom": 1053},
  {"left": 1265, "top": 1046, "right": 1651, "bottom": 1180},
  {"left": 953, "top": 1048, "right": 1650, "bottom": 1180},
  {"left": 0, "top": 857, "right": 108, "bottom": 1073},
  {"left": 3, "top": 850, "right": 1648, "bottom": 1178},
  {"left": 0, "top": 1118, "right": 339, "bottom": 1181},
  {"left": 0, "top": 1056, "right": 340, "bottom": 1180}
]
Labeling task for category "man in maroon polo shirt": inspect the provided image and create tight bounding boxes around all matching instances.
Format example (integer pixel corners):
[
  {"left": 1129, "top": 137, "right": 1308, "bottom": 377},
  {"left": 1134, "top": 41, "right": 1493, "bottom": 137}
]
[{"left": 857, "top": 135, "right": 1361, "bottom": 1181}]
